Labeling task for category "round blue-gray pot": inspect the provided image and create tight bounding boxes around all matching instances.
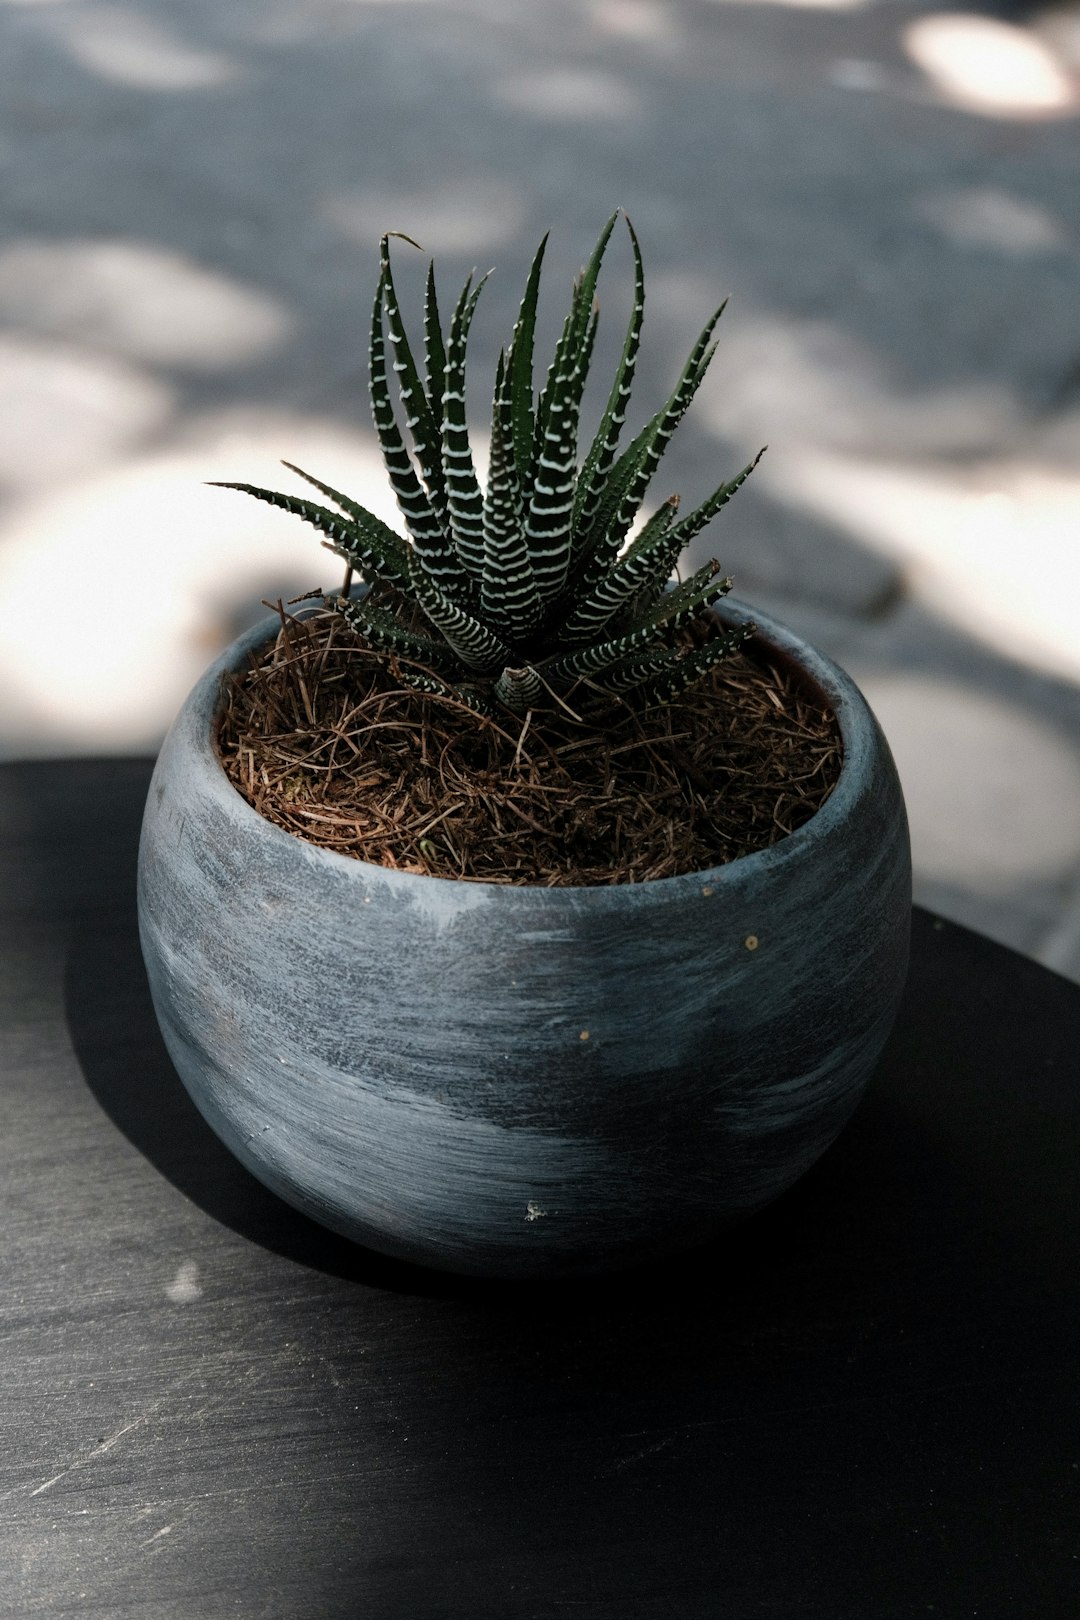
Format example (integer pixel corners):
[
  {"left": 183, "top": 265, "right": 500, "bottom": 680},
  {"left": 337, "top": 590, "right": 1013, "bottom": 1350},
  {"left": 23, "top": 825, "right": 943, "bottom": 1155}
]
[{"left": 137, "top": 598, "right": 911, "bottom": 1278}]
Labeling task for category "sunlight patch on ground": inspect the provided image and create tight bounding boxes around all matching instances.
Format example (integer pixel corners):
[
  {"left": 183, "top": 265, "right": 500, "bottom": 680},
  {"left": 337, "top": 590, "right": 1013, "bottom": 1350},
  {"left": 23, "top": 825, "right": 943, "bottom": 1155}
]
[
  {"left": 902, "top": 13, "right": 1078, "bottom": 118},
  {"left": 913, "top": 186, "right": 1070, "bottom": 257},
  {"left": 0, "top": 240, "right": 291, "bottom": 371},
  {"left": 706, "top": 0, "right": 866, "bottom": 9},
  {"left": 689, "top": 305, "right": 1020, "bottom": 458},
  {"left": 324, "top": 179, "right": 527, "bottom": 256},
  {"left": 0, "top": 417, "right": 398, "bottom": 756},
  {"left": 495, "top": 69, "right": 642, "bottom": 122},
  {"left": 830, "top": 59, "right": 889, "bottom": 91},
  {"left": 1036, "top": 5, "right": 1080, "bottom": 73},
  {"left": 855, "top": 674, "right": 1080, "bottom": 887},
  {"left": 32, "top": 3, "right": 238, "bottom": 89},
  {"left": 590, "top": 0, "right": 671, "bottom": 39},
  {"left": 769, "top": 445, "right": 1080, "bottom": 685},
  {"left": 0, "top": 335, "right": 173, "bottom": 493},
  {"left": 686, "top": 306, "right": 1080, "bottom": 686}
]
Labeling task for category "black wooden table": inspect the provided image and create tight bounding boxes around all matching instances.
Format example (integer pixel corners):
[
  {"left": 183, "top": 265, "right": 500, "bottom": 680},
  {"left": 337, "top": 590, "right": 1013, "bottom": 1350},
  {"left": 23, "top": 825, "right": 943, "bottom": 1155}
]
[{"left": 2, "top": 759, "right": 1077, "bottom": 1619}]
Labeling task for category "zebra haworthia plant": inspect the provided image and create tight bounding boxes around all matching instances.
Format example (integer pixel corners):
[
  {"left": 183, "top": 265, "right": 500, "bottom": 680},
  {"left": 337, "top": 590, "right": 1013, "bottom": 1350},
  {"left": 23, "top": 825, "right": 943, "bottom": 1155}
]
[{"left": 212, "top": 213, "right": 765, "bottom": 717}]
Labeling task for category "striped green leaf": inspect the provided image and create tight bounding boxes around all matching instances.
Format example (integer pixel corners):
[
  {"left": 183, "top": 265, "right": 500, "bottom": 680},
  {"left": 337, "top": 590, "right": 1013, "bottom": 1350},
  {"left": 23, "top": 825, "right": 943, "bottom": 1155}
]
[
  {"left": 480, "top": 352, "right": 540, "bottom": 640},
  {"left": 368, "top": 271, "right": 466, "bottom": 596},
  {"left": 573, "top": 214, "right": 645, "bottom": 541},
  {"left": 380, "top": 235, "right": 448, "bottom": 524},
  {"left": 441, "top": 271, "right": 490, "bottom": 582},
  {"left": 279, "top": 460, "right": 403, "bottom": 540},
  {"left": 633, "top": 623, "right": 755, "bottom": 706},
  {"left": 506, "top": 233, "right": 548, "bottom": 483},
  {"left": 558, "top": 495, "right": 680, "bottom": 645},
  {"left": 569, "top": 303, "right": 726, "bottom": 608},
  {"left": 593, "top": 643, "right": 685, "bottom": 695},
  {"left": 333, "top": 594, "right": 460, "bottom": 674},
  {"left": 423, "top": 259, "right": 447, "bottom": 416},
  {"left": 562, "top": 409, "right": 660, "bottom": 598},
  {"left": 523, "top": 325, "right": 584, "bottom": 608},
  {"left": 530, "top": 213, "right": 615, "bottom": 480},
  {"left": 542, "top": 560, "right": 733, "bottom": 684},
  {"left": 207, "top": 482, "right": 410, "bottom": 588},
  {"left": 625, "top": 559, "right": 734, "bottom": 638},
  {"left": 665, "top": 446, "right": 766, "bottom": 556},
  {"left": 393, "top": 664, "right": 499, "bottom": 717},
  {"left": 493, "top": 663, "right": 543, "bottom": 712},
  {"left": 408, "top": 547, "right": 510, "bottom": 674}
]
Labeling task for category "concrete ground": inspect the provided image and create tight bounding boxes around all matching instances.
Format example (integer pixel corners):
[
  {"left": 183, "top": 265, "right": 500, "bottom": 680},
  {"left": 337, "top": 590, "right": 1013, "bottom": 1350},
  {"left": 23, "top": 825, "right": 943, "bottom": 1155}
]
[{"left": 1, "top": 0, "right": 1079, "bottom": 978}]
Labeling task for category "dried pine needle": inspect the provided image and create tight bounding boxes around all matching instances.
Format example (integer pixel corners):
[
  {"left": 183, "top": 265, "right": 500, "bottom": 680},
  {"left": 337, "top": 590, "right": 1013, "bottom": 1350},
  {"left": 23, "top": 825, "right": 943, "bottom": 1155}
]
[{"left": 216, "top": 608, "right": 843, "bottom": 886}]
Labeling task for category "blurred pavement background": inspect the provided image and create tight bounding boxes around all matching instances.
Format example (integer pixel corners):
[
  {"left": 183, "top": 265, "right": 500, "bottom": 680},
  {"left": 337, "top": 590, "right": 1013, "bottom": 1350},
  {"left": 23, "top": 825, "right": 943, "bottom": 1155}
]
[{"left": 1, "top": 0, "right": 1079, "bottom": 977}]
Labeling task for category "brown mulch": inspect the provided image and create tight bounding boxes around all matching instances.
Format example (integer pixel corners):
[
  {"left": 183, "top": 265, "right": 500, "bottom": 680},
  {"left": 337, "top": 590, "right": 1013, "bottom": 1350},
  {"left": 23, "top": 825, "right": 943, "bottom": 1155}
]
[{"left": 216, "top": 603, "right": 843, "bottom": 886}]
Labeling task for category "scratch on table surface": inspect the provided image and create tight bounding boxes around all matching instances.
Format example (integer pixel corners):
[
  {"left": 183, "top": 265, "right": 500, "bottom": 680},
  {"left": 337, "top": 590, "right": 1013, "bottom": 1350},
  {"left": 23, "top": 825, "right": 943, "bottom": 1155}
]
[
  {"left": 28, "top": 1415, "right": 151, "bottom": 1497},
  {"left": 601, "top": 1433, "right": 680, "bottom": 1475},
  {"left": 19, "top": 1370, "right": 205, "bottom": 1503},
  {"left": 141, "top": 1525, "right": 173, "bottom": 1549}
]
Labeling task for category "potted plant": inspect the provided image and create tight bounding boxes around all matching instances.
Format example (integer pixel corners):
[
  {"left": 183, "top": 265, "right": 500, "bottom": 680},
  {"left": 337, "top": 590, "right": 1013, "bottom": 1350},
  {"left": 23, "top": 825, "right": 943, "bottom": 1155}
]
[{"left": 137, "top": 216, "right": 910, "bottom": 1278}]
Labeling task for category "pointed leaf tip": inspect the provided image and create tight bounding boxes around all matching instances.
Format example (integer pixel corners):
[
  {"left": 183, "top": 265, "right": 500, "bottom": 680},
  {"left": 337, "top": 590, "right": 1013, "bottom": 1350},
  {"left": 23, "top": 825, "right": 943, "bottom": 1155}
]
[{"left": 382, "top": 231, "right": 425, "bottom": 254}]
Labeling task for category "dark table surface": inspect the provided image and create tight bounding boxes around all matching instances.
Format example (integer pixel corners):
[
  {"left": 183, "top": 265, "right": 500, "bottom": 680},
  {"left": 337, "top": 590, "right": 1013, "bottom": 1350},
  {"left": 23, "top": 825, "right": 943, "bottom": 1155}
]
[{"left": 1, "top": 759, "right": 1078, "bottom": 1620}]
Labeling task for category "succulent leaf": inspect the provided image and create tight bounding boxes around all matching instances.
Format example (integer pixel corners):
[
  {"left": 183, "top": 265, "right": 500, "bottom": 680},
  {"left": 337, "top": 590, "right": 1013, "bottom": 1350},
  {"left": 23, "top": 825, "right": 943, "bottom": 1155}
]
[
  {"left": 573, "top": 215, "right": 645, "bottom": 542},
  {"left": 423, "top": 259, "right": 448, "bottom": 417},
  {"left": 407, "top": 547, "right": 510, "bottom": 674},
  {"left": 207, "top": 481, "right": 410, "bottom": 587},
  {"left": 542, "top": 562, "right": 734, "bottom": 686},
  {"left": 368, "top": 271, "right": 466, "bottom": 595},
  {"left": 523, "top": 321, "right": 584, "bottom": 608},
  {"left": 393, "top": 663, "right": 498, "bottom": 716},
  {"left": 665, "top": 446, "right": 766, "bottom": 556},
  {"left": 481, "top": 352, "right": 541, "bottom": 640},
  {"left": 333, "top": 593, "right": 460, "bottom": 674},
  {"left": 595, "top": 643, "right": 686, "bottom": 695},
  {"left": 279, "top": 460, "right": 395, "bottom": 534},
  {"left": 629, "top": 558, "right": 735, "bottom": 636},
  {"left": 531, "top": 213, "right": 616, "bottom": 472},
  {"left": 506, "top": 233, "right": 549, "bottom": 481},
  {"left": 442, "top": 272, "right": 491, "bottom": 581},
  {"left": 380, "top": 235, "right": 448, "bottom": 524},
  {"left": 558, "top": 494, "right": 680, "bottom": 645},
  {"left": 575, "top": 303, "right": 727, "bottom": 595},
  {"left": 494, "top": 664, "right": 543, "bottom": 710},
  {"left": 633, "top": 623, "right": 756, "bottom": 706}
]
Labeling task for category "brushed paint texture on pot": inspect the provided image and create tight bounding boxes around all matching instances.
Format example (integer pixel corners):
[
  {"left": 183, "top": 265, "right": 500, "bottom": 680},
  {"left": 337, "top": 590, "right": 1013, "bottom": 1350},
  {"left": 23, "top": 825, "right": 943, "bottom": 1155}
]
[{"left": 137, "top": 600, "right": 911, "bottom": 1277}]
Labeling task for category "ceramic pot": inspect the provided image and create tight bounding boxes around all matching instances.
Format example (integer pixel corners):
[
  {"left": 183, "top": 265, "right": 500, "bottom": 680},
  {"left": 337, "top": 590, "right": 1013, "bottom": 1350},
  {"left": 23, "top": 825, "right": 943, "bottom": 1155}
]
[{"left": 137, "top": 599, "right": 911, "bottom": 1278}]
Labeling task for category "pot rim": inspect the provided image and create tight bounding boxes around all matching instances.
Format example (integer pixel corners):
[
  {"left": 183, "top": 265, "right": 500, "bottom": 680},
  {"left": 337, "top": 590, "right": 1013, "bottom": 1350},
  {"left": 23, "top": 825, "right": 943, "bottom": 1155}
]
[{"left": 185, "top": 596, "right": 881, "bottom": 903}]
